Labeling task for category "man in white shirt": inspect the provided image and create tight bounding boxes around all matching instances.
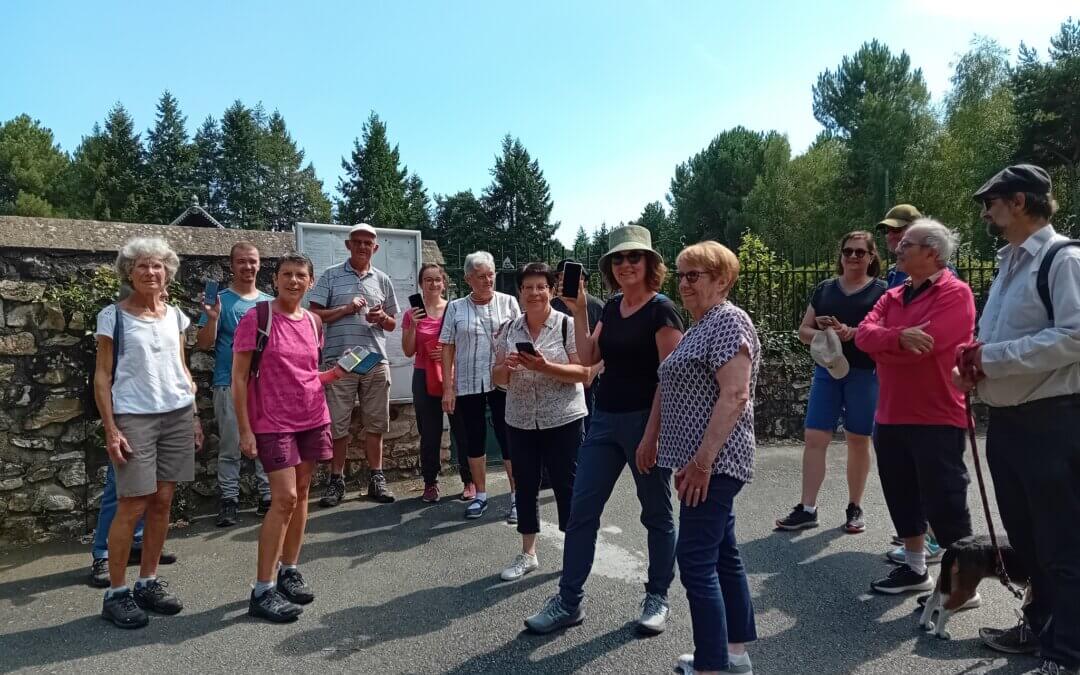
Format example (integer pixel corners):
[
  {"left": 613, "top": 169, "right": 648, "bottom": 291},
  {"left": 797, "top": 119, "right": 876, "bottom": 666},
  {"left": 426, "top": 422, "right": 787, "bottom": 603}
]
[{"left": 954, "top": 164, "right": 1080, "bottom": 673}]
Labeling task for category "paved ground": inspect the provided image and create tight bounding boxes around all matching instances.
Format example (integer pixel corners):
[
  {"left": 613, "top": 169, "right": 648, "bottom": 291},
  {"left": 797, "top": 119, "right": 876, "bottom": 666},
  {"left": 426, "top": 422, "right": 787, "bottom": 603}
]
[{"left": 0, "top": 441, "right": 1036, "bottom": 674}]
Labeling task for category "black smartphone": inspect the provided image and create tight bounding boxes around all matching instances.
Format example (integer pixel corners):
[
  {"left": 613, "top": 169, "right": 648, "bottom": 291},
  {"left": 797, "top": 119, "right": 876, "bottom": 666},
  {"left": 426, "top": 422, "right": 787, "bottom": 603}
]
[
  {"left": 515, "top": 342, "right": 537, "bottom": 356},
  {"left": 408, "top": 292, "right": 426, "bottom": 318},
  {"left": 196, "top": 279, "right": 219, "bottom": 326},
  {"left": 561, "top": 262, "right": 583, "bottom": 299}
]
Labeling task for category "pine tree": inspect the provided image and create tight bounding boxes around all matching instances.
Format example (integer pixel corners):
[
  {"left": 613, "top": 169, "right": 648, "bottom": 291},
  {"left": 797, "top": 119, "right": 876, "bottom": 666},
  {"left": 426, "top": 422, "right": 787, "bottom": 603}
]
[
  {"left": 219, "top": 101, "right": 264, "bottom": 229},
  {"left": 571, "top": 226, "right": 590, "bottom": 262},
  {"left": 336, "top": 112, "right": 412, "bottom": 228},
  {"left": 63, "top": 105, "right": 145, "bottom": 221},
  {"left": 433, "top": 190, "right": 495, "bottom": 260},
  {"left": 192, "top": 116, "right": 223, "bottom": 218},
  {"left": 258, "top": 111, "right": 332, "bottom": 230},
  {"left": 481, "top": 134, "right": 556, "bottom": 256},
  {"left": 405, "top": 174, "right": 433, "bottom": 238},
  {"left": 301, "top": 163, "right": 333, "bottom": 223},
  {"left": 144, "top": 91, "right": 195, "bottom": 224},
  {"left": 0, "top": 114, "right": 70, "bottom": 216}
]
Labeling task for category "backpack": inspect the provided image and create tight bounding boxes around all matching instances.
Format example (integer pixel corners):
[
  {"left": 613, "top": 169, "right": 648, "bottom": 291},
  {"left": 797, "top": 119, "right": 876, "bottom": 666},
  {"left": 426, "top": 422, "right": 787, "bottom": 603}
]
[
  {"left": 111, "top": 303, "right": 184, "bottom": 382},
  {"left": 249, "top": 301, "right": 322, "bottom": 378},
  {"left": 1036, "top": 240, "right": 1080, "bottom": 324}
]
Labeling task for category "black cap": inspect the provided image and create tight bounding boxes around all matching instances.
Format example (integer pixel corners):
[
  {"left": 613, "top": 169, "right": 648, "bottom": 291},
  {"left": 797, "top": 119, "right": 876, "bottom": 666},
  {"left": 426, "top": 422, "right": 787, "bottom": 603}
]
[
  {"left": 555, "top": 258, "right": 589, "bottom": 279},
  {"left": 974, "top": 164, "right": 1052, "bottom": 200}
]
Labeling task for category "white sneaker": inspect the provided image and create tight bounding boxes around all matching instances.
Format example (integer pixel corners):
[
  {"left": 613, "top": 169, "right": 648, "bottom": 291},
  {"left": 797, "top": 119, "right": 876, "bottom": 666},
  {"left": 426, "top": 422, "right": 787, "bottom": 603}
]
[
  {"left": 500, "top": 552, "right": 538, "bottom": 581},
  {"left": 637, "top": 592, "right": 670, "bottom": 634},
  {"left": 675, "top": 652, "right": 753, "bottom": 674}
]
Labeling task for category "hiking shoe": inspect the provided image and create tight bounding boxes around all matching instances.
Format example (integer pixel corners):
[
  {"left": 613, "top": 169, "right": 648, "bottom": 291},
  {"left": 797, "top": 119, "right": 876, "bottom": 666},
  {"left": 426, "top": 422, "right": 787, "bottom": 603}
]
[
  {"left": 89, "top": 558, "right": 110, "bottom": 588},
  {"left": 217, "top": 499, "right": 239, "bottom": 527},
  {"left": 871, "top": 565, "right": 934, "bottom": 594},
  {"left": 1028, "top": 660, "right": 1078, "bottom": 674},
  {"left": 277, "top": 568, "right": 314, "bottom": 605},
  {"left": 248, "top": 588, "right": 302, "bottom": 623},
  {"left": 637, "top": 592, "right": 670, "bottom": 635},
  {"left": 775, "top": 504, "right": 818, "bottom": 531},
  {"left": 127, "top": 548, "right": 177, "bottom": 565},
  {"left": 887, "top": 540, "right": 943, "bottom": 565},
  {"left": 256, "top": 495, "right": 272, "bottom": 516},
  {"left": 101, "top": 589, "right": 148, "bottom": 629},
  {"left": 980, "top": 619, "right": 1039, "bottom": 655},
  {"left": 675, "top": 652, "right": 754, "bottom": 674},
  {"left": 916, "top": 592, "right": 982, "bottom": 612},
  {"left": 843, "top": 503, "right": 866, "bottom": 534},
  {"left": 422, "top": 483, "right": 440, "bottom": 503},
  {"left": 133, "top": 578, "right": 183, "bottom": 615},
  {"left": 891, "top": 533, "right": 903, "bottom": 546},
  {"left": 465, "top": 498, "right": 488, "bottom": 519},
  {"left": 524, "top": 594, "right": 585, "bottom": 634},
  {"left": 506, "top": 502, "right": 518, "bottom": 525},
  {"left": 368, "top": 473, "right": 396, "bottom": 503},
  {"left": 461, "top": 482, "right": 476, "bottom": 501},
  {"left": 319, "top": 476, "right": 346, "bottom": 508},
  {"left": 500, "top": 552, "right": 539, "bottom": 581}
]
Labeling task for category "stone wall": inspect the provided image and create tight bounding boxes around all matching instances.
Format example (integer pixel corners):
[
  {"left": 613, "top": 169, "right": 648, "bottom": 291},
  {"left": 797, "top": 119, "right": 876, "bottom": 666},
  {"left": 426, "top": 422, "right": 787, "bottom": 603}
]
[{"left": 0, "top": 216, "right": 449, "bottom": 544}]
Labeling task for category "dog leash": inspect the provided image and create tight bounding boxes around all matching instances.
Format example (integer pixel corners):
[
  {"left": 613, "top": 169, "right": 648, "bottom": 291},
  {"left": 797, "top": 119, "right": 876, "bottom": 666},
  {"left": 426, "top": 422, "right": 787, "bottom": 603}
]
[{"left": 964, "top": 391, "right": 1025, "bottom": 601}]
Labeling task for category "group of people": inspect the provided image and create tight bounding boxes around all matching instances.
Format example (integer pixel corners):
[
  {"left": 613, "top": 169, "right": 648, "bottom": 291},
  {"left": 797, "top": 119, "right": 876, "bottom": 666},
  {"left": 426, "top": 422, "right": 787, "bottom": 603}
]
[{"left": 84, "top": 161, "right": 1078, "bottom": 675}]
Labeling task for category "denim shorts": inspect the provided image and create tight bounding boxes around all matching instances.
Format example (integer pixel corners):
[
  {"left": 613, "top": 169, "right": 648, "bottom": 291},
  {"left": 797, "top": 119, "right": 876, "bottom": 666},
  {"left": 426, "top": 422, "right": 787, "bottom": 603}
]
[{"left": 804, "top": 366, "right": 878, "bottom": 436}]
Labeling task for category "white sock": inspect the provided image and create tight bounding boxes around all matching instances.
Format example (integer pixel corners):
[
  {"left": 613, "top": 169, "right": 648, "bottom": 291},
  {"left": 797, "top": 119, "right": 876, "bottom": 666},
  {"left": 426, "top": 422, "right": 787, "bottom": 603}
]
[
  {"left": 801, "top": 504, "right": 817, "bottom": 514},
  {"left": 906, "top": 548, "right": 927, "bottom": 576},
  {"left": 279, "top": 563, "right": 297, "bottom": 574},
  {"left": 253, "top": 580, "right": 275, "bottom": 598},
  {"left": 106, "top": 585, "right": 129, "bottom": 598},
  {"left": 135, "top": 575, "right": 156, "bottom": 588},
  {"left": 476, "top": 491, "right": 488, "bottom": 501},
  {"left": 510, "top": 492, "right": 516, "bottom": 506},
  {"left": 729, "top": 651, "right": 751, "bottom": 666}
]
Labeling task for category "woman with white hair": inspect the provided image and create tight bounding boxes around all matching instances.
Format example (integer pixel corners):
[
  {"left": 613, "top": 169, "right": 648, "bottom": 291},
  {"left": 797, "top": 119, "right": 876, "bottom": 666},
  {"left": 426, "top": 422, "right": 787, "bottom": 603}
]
[
  {"left": 94, "top": 237, "right": 203, "bottom": 629},
  {"left": 439, "top": 251, "right": 522, "bottom": 520}
]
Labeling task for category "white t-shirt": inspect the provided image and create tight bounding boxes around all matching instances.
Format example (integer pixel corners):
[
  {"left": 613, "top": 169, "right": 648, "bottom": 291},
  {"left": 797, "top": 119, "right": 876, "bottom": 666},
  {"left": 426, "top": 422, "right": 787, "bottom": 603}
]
[{"left": 95, "top": 304, "right": 195, "bottom": 415}]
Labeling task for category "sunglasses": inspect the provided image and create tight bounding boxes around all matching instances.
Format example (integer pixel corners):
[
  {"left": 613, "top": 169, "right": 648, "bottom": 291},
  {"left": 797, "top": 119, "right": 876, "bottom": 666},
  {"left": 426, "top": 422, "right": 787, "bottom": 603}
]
[
  {"left": 674, "top": 270, "right": 709, "bottom": 284},
  {"left": 980, "top": 196, "right": 1001, "bottom": 210},
  {"left": 841, "top": 247, "right": 869, "bottom": 259},
  {"left": 610, "top": 251, "right": 644, "bottom": 265}
]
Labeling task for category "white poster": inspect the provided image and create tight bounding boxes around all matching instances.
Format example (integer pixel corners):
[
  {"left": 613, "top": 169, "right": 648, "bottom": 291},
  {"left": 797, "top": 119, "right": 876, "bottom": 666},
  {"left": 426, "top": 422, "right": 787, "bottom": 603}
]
[{"left": 295, "top": 223, "right": 421, "bottom": 404}]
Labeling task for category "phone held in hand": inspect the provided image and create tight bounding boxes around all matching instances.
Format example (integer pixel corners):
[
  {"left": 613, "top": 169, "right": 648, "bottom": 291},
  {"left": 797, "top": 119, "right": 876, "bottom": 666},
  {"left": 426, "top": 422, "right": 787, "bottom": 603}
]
[
  {"left": 561, "top": 262, "right": 583, "bottom": 299},
  {"left": 515, "top": 342, "right": 538, "bottom": 356},
  {"left": 338, "top": 348, "right": 382, "bottom": 375},
  {"left": 408, "top": 293, "right": 426, "bottom": 318},
  {"left": 197, "top": 279, "right": 220, "bottom": 327}
]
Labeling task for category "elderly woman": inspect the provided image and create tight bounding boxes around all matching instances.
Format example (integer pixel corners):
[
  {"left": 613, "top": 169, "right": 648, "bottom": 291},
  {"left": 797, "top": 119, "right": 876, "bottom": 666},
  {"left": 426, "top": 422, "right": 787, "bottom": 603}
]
[
  {"left": 776, "top": 231, "right": 886, "bottom": 535},
  {"left": 94, "top": 237, "right": 203, "bottom": 629},
  {"left": 493, "top": 263, "right": 590, "bottom": 581},
  {"left": 440, "top": 251, "right": 522, "bottom": 520},
  {"left": 646, "top": 242, "right": 760, "bottom": 675},
  {"left": 526, "top": 225, "right": 684, "bottom": 636},
  {"left": 402, "top": 263, "right": 450, "bottom": 503}
]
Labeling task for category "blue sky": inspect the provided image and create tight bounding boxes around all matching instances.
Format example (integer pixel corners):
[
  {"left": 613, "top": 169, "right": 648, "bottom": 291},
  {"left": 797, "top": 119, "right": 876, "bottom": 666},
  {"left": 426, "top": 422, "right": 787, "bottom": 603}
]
[{"left": 1, "top": 1, "right": 1073, "bottom": 246}]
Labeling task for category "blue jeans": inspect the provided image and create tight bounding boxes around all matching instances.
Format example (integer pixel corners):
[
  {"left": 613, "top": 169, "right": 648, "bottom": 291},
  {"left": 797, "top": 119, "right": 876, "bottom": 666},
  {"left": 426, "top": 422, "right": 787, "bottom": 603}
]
[
  {"left": 558, "top": 408, "right": 676, "bottom": 610},
  {"left": 677, "top": 474, "right": 757, "bottom": 671},
  {"left": 92, "top": 465, "right": 144, "bottom": 560}
]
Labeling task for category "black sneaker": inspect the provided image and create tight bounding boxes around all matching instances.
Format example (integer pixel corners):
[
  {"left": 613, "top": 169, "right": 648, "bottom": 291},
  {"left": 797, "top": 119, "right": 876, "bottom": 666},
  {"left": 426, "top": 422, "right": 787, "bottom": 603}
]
[
  {"left": 775, "top": 504, "right": 818, "bottom": 531},
  {"left": 217, "top": 499, "right": 239, "bottom": 527},
  {"left": 133, "top": 578, "right": 184, "bottom": 615},
  {"left": 871, "top": 565, "right": 934, "bottom": 594},
  {"left": 277, "top": 568, "right": 315, "bottom": 605},
  {"left": 980, "top": 620, "right": 1040, "bottom": 655},
  {"left": 248, "top": 588, "right": 302, "bottom": 623},
  {"left": 843, "top": 503, "right": 866, "bottom": 534},
  {"left": 256, "top": 495, "right": 272, "bottom": 516},
  {"left": 128, "top": 548, "right": 177, "bottom": 565},
  {"left": 319, "top": 476, "right": 346, "bottom": 508},
  {"left": 102, "top": 589, "right": 149, "bottom": 629},
  {"left": 89, "top": 558, "right": 110, "bottom": 588},
  {"left": 368, "top": 472, "right": 395, "bottom": 503}
]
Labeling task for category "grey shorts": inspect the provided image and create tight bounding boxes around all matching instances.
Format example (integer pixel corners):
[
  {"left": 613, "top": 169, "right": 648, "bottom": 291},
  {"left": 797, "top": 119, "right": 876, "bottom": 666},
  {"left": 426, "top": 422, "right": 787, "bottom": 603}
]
[
  {"left": 113, "top": 405, "right": 196, "bottom": 498},
  {"left": 324, "top": 362, "right": 391, "bottom": 439}
]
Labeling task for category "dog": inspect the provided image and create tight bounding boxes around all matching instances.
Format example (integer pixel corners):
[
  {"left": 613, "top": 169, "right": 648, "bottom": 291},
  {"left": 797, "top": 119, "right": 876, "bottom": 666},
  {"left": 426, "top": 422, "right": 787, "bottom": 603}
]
[{"left": 918, "top": 534, "right": 1030, "bottom": 639}]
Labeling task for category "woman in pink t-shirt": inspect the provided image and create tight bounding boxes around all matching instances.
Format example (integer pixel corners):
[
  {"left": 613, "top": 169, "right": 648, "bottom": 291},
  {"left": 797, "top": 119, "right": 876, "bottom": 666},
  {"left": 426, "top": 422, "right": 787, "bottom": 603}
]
[
  {"left": 232, "top": 253, "right": 348, "bottom": 624},
  {"left": 402, "top": 263, "right": 451, "bottom": 503}
]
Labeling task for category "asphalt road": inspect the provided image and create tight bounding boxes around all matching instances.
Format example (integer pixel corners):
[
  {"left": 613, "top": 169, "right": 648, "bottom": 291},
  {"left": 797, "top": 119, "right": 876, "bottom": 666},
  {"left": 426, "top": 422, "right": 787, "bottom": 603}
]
[{"left": 0, "top": 442, "right": 1036, "bottom": 674}]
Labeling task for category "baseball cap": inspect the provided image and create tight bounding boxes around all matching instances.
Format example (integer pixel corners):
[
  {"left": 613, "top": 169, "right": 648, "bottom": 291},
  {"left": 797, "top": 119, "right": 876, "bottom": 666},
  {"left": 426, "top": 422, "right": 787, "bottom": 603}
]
[
  {"left": 973, "top": 164, "right": 1052, "bottom": 200},
  {"left": 877, "top": 204, "right": 922, "bottom": 231},
  {"left": 348, "top": 223, "right": 378, "bottom": 238},
  {"left": 810, "top": 329, "right": 849, "bottom": 380}
]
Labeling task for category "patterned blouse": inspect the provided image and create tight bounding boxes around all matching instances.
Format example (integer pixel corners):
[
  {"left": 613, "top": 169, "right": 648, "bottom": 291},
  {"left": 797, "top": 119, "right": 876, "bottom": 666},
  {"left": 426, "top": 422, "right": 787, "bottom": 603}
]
[
  {"left": 438, "top": 292, "right": 521, "bottom": 396},
  {"left": 500, "top": 311, "right": 587, "bottom": 430},
  {"left": 657, "top": 302, "right": 761, "bottom": 483}
]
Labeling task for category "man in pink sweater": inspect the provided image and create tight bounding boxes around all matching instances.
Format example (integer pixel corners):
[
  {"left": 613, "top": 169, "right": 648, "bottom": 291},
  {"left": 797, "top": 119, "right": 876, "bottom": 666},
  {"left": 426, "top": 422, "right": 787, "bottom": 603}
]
[{"left": 855, "top": 219, "right": 976, "bottom": 597}]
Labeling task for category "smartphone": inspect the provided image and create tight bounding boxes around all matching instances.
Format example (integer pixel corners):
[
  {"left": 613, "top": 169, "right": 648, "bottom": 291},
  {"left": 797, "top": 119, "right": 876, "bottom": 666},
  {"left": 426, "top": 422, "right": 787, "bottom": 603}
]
[
  {"left": 408, "top": 293, "right": 426, "bottom": 318},
  {"left": 196, "top": 279, "right": 220, "bottom": 327},
  {"left": 561, "top": 262, "right": 583, "bottom": 299},
  {"left": 338, "top": 348, "right": 382, "bottom": 374},
  {"left": 337, "top": 350, "right": 363, "bottom": 373},
  {"left": 515, "top": 342, "right": 537, "bottom": 356}
]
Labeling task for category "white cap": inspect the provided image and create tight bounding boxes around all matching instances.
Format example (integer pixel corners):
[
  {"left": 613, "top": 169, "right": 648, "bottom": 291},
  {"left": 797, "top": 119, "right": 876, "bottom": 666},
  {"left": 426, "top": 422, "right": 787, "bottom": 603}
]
[
  {"left": 810, "top": 328, "right": 849, "bottom": 380},
  {"left": 349, "top": 223, "right": 377, "bottom": 238}
]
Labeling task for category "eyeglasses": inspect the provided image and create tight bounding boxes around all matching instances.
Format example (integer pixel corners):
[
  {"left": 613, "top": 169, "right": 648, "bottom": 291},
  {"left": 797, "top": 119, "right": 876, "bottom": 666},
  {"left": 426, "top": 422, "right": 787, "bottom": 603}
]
[
  {"left": 897, "top": 240, "right": 928, "bottom": 251},
  {"left": 521, "top": 284, "right": 550, "bottom": 294},
  {"left": 610, "top": 251, "right": 644, "bottom": 265},
  {"left": 674, "top": 270, "right": 709, "bottom": 284},
  {"left": 980, "top": 196, "right": 1001, "bottom": 210},
  {"left": 841, "top": 247, "right": 869, "bottom": 259}
]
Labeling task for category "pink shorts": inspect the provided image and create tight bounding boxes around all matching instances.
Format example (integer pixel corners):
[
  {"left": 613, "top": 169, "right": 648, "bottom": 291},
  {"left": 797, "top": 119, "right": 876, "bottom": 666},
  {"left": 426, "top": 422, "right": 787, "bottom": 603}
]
[{"left": 255, "top": 424, "right": 333, "bottom": 474}]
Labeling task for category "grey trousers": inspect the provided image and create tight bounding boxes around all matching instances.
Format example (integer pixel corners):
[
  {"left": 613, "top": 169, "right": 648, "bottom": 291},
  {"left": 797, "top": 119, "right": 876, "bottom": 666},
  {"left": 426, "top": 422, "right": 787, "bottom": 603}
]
[{"left": 214, "top": 386, "right": 270, "bottom": 500}]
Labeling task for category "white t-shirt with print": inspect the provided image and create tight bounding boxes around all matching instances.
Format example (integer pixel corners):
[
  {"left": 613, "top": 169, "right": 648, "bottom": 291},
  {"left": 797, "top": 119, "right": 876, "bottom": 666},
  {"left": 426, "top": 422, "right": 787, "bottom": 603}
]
[{"left": 95, "top": 304, "right": 195, "bottom": 415}]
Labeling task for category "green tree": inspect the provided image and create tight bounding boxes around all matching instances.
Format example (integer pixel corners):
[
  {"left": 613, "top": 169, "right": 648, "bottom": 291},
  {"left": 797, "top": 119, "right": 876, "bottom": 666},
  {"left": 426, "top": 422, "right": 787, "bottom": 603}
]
[
  {"left": 219, "top": 100, "right": 264, "bottom": 228},
  {"left": 336, "top": 112, "right": 413, "bottom": 228},
  {"left": 432, "top": 190, "right": 495, "bottom": 261},
  {"left": 0, "top": 114, "right": 69, "bottom": 216},
  {"left": 143, "top": 91, "right": 195, "bottom": 224},
  {"left": 58, "top": 125, "right": 107, "bottom": 218},
  {"left": 571, "top": 226, "right": 590, "bottom": 262},
  {"left": 192, "top": 116, "right": 223, "bottom": 217},
  {"left": 481, "top": 134, "right": 557, "bottom": 254},
  {"left": 813, "top": 40, "right": 933, "bottom": 221},
  {"left": 61, "top": 105, "right": 145, "bottom": 221},
  {"left": 405, "top": 174, "right": 434, "bottom": 237}
]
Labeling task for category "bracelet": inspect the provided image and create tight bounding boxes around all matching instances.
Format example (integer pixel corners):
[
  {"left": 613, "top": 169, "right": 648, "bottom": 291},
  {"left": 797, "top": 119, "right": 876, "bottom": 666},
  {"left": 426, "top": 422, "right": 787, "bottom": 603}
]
[{"left": 691, "top": 456, "right": 711, "bottom": 474}]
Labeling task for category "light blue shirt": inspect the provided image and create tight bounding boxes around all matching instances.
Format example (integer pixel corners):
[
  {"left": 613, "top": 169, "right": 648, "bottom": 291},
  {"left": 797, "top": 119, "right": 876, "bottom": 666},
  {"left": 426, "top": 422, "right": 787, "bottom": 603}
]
[{"left": 213, "top": 287, "right": 274, "bottom": 387}]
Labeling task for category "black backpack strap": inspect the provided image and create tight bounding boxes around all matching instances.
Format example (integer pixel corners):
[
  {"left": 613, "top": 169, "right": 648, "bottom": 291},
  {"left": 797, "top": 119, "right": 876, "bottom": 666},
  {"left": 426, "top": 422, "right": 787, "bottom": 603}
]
[
  {"left": 111, "top": 303, "right": 123, "bottom": 382},
  {"left": 1036, "top": 240, "right": 1080, "bottom": 324},
  {"left": 561, "top": 313, "right": 570, "bottom": 352},
  {"left": 250, "top": 301, "right": 273, "bottom": 378}
]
